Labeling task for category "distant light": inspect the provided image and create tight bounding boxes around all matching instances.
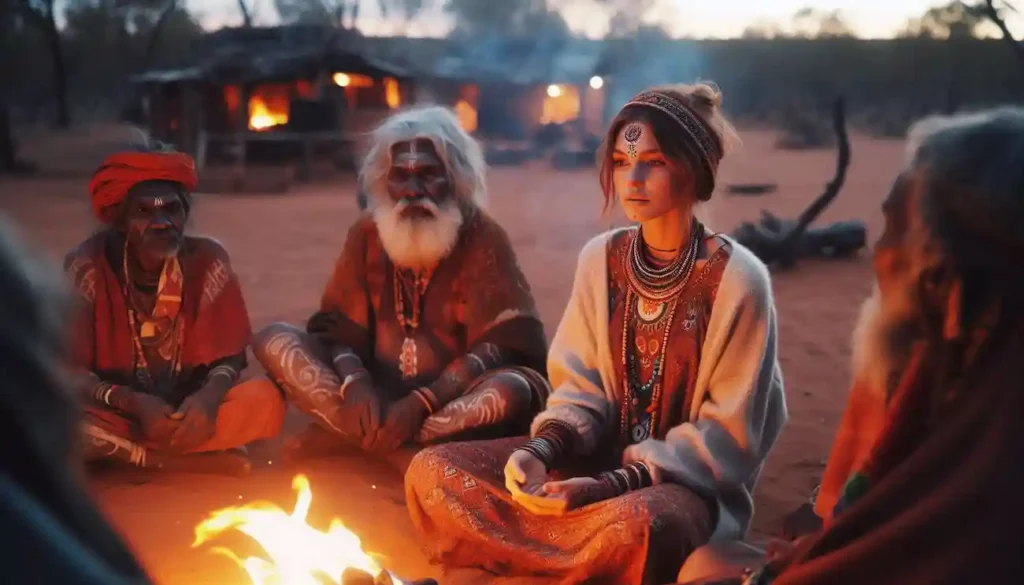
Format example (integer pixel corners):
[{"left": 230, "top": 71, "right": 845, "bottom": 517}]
[
  {"left": 589, "top": 76, "right": 604, "bottom": 90},
  {"left": 333, "top": 72, "right": 351, "bottom": 87},
  {"left": 547, "top": 84, "right": 562, "bottom": 98}
]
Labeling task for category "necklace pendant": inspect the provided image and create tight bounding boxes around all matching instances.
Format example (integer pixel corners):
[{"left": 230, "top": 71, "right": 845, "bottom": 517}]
[
  {"left": 631, "top": 416, "right": 651, "bottom": 443},
  {"left": 636, "top": 296, "right": 667, "bottom": 322},
  {"left": 399, "top": 337, "right": 418, "bottom": 380}
]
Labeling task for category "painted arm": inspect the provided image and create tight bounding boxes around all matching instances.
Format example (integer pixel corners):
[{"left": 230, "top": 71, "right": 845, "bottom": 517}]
[
  {"left": 307, "top": 220, "right": 378, "bottom": 390},
  {"left": 417, "top": 218, "right": 547, "bottom": 411},
  {"left": 523, "top": 238, "right": 615, "bottom": 470}
]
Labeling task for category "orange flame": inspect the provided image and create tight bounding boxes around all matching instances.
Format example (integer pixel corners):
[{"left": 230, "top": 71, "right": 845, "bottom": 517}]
[
  {"left": 193, "top": 474, "right": 384, "bottom": 584},
  {"left": 455, "top": 100, "right": 477, "bottom": 133},
  {"left": 540, "top": 84, "right": 580, "bottom": 125},
  {"left": 249, "top": 95, "right": 288, "bottom": 131},
  {"left": 384, "top": 78, "right": 401, "bottom": 109}
]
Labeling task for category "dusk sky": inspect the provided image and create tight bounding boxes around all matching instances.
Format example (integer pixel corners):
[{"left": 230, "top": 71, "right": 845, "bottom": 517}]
[{"left": 184, "top": 0, "right": 1024, "bottom": 38}]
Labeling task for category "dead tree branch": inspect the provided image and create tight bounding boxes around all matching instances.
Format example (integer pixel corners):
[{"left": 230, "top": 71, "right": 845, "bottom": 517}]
[
  {"left": 731, "top": 97, "right": 859, "bottom": 267},
  {"left": 238, "top": 0, "right": 254, "bottom": 27},
  {"left": 140, "top": 0, "right": 179, "bottom": 71},
  {"left": 775, "top": 97, "right": 851, "bottom": 263},
  {"left": 983, "top": 0, "right": 1024, "bottom": 65}
]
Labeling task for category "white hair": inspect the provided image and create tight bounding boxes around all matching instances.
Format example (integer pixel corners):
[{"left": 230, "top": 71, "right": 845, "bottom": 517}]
[
  {"left": 359, "top": 105, "right": 488, "bottom": 208},
  {"left": 360, "top": 106, "right": 487, "bottom": 269}
]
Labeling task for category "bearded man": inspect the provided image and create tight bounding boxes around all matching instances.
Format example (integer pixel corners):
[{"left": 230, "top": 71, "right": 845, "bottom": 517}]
[
  {"left": 66, "top": 148, "right": 286, "bottom": 476},
  {"left": 677, "top": 107, "right": 1024, "bottom": 585},
  {"left": 254, "top": 106, "right": 548, "bottom": 455}
]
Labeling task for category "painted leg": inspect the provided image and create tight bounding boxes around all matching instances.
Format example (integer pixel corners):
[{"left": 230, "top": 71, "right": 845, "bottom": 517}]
[
  {"left": 252, "top": 322, "right": 360, "bottom": 443},
  {"left": 81, "top": 406, "right": 251, "bottom": 477},
  {"left": 415, "top": 371, "right": 534, "bottom": 444},
  {"left": 81, "top": 407, "right": 148, "bottom": 467}
]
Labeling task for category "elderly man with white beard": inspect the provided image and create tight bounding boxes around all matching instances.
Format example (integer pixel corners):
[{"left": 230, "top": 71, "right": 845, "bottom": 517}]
[
  {"left": 675, "top": 106, "right": 1024, "bottom": 585},
  {"left": 254, "top": 106, "right": 549, "bottom": 455}
]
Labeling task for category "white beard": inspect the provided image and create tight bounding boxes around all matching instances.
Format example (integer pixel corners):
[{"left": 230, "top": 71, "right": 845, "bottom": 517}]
[
  {"left": 372, "top": 199, "right": 464, "bottom": 270},
  {"left": 850, "top": 282, "right": 916, "bottom": 398}
]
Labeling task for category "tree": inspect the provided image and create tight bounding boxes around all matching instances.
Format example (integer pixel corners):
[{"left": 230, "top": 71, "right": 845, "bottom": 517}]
[
  {"left": 275, "top": 0, "right": 426, "bottom": 29},
  {"left": 899, "top": 1, "right": 987, "bottom": 38},
  {"left": 981, "top": 0, "right": 1024, "bottom": 65},
  {"left": 742, "top": 19, "right": 787, "bottom": 39},
  {"left": 791, "top": 7, "right": 855, "bottom": 38},
  {"left": 444, "top": 0, "right": 568, "bottom": 38},
  {"left": 238, "top": 0, "right": 254, "bottom": 26},
  {"left": 14, "top": 0, "right": 69, "bottom": 128}
]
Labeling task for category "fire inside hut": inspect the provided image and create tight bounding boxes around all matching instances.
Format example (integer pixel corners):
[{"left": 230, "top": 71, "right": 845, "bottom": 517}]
[
  {"left": 455, "top": 85, "right": 479, "bottom": 133},
  {"left": 541, "top": 83, "right": 581, "bottom": 125}
]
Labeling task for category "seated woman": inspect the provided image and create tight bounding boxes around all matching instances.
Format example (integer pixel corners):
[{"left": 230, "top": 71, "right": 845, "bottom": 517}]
[
  {"left": 676, "top": 107, "right": 1024, "bottom": 585},
  {"left": 404, "top": 82, "right": 788, "bottom": 584}
]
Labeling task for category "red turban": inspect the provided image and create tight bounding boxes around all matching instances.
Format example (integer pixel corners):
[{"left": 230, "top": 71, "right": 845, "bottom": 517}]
[{"left": 88, "top": 152, "right": 198, "bottom": 224}]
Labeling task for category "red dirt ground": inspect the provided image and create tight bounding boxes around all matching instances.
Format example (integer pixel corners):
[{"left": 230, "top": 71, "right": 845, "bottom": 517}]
[{"left": 0, "top": 127, "right": 903, "bottom": 584}]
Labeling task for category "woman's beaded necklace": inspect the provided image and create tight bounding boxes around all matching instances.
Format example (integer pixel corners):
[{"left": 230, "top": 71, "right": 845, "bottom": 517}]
[{"left": 619, "top": 221, "right": 703, "bottom": 443}]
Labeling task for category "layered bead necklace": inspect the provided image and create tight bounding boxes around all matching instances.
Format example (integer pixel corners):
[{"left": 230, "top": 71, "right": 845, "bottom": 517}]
[{"left": 619, "top": 220, "right": 704, "bottom": 443}]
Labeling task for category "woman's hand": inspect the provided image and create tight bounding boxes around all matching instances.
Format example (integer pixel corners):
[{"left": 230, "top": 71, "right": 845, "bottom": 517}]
[
  {"left": 513, "top": 476, "right": 614, "bottom": 516},
  {"left": 504, "top": 449, "right": 548, "bottom": 498}
]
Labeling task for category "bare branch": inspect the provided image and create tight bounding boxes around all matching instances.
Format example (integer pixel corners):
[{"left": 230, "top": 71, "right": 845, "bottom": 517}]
[
  {"left": 775, "top": 97, "right": 851, "bottom": 264},
  {"left": 238, "top": 0, "right": 253, "bottom": 27},
  {"left": 140, "top": 0, "right": 179, "bottom": 69},
  {"left": 983, "top": 0, "right": 1024, "bottom": 65}
]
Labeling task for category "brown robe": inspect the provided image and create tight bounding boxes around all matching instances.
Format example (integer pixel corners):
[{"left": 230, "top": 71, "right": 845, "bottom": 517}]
[
  {"left": 307, "top": 209, "right": 548, "bottom": 403},
  {"left": 759, "top": 323, "right": 1024, "bottom": 585},
  {"left": 65, "top": 232, "right": 252, "bottom": 406},
  {"left": 404, "top": 230, "right": 731, "bottom": 585}
]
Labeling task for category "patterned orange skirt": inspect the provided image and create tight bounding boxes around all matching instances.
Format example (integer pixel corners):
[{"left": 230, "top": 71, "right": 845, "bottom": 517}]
[{"left": 405, "top": 437, "right": 715, "bottom": 585}]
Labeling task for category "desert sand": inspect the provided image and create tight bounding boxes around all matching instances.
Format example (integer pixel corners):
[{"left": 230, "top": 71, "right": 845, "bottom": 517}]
[{"left": 0, "top": 127, "right": 903, "bottom": 584}]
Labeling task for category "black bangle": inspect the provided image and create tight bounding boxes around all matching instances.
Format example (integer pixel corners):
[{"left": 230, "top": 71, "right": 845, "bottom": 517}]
[
  {"left": 517, "top": 437, "right": 557, "bottom": 469},
  {"left": 534, "top": 419, "right": 579, "bottom": 465},
  {"left": 630, "top": 462, "right": 654, "bottom": 489}
]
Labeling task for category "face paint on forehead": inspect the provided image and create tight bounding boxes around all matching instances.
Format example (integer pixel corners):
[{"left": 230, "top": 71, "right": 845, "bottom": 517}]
[
  {"left": 624, "top": 123, "right": 643, "bottom": 159},
  {"left": 391, "top": 138, "right": 442, "bottom": 169}
]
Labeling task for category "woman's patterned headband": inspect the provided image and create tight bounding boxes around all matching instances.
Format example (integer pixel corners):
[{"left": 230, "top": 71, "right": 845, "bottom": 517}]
[{"left": 624, "top": 90, "right": 723, "bottom": 184}]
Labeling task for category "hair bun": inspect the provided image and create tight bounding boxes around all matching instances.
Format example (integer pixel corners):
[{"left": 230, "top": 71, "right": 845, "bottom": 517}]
[{"left": 686, "top": 82, "right": 723, "bottom": 111}]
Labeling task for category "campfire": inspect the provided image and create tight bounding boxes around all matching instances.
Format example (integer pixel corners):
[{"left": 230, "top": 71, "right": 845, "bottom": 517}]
[{"left": 193, "top": 474, "right": 403, "bottom": 585}]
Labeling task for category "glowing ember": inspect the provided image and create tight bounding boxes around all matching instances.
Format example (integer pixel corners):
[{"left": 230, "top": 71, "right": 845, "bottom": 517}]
[
  {"left": 193, "top": 474, "right": 384, "bottom": 585},
  {"left": 249, "top": 95, "right": 287, "bottom": 131}
]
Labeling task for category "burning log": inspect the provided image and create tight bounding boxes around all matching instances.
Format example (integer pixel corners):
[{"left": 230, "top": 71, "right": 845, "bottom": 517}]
[{"left": 730, "top": 97, "right": 865, "bottom": 267}]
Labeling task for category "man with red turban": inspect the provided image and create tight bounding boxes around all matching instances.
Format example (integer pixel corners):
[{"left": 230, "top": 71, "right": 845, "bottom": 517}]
[{"left": 65, "top": 148, "right": 285, "bottom": 476}]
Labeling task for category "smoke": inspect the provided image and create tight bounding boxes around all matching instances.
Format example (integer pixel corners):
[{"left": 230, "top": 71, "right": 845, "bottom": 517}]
[{"left": 602, "top": 35, "right": 707, "bottom": 116}]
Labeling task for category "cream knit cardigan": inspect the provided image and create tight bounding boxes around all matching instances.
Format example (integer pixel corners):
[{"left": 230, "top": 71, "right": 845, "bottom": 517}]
[{"left": 531, "top": 228, "right": 788, "bottom": 541}]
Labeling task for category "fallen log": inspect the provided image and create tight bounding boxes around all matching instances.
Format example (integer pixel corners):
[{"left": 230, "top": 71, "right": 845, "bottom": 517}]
[{"left": 730, "top": 97, "right": 864, "bottom": 267}]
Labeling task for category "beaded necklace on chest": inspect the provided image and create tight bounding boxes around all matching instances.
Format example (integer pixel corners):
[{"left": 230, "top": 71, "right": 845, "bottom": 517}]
[
  {"left": 619, "top": 221, "right": 704, "bottom": 444},
  {"left": 394, "top": 267, "right": 430, "bottom": 380},
  {"left": 121, "top": 241, "right": 184, "bottom": 393}
]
